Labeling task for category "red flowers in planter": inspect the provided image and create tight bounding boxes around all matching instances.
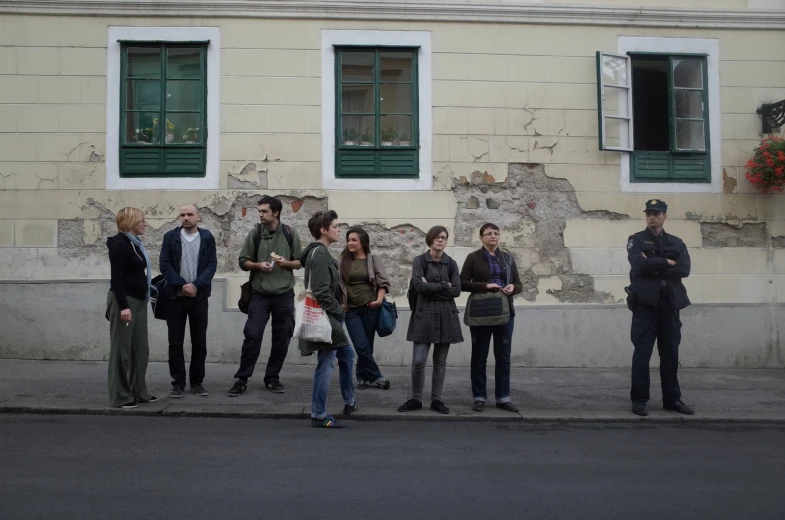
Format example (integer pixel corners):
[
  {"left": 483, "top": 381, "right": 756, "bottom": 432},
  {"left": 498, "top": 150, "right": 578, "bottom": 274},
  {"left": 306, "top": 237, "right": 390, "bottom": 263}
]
[{"left": 745, "top": 136, "right": 785, "bottom": 193}]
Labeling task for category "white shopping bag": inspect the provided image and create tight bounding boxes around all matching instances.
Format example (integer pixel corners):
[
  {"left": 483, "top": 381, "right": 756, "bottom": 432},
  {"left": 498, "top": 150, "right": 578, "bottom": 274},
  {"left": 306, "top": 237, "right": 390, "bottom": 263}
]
[{"left": 293, "top": 251, "right": 333, "bottom": 343}]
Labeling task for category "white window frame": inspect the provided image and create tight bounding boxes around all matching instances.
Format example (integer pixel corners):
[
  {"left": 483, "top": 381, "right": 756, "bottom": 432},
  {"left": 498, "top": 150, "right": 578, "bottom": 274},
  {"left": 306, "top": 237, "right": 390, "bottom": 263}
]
[
  {"left": 321, "top": 30, "right": 432, "bottom": 191},
  {"left": 617, "top": 36, "right": 721, "bottom": 194},
  {"left": 106, "top": 26, "right": 221, "bottom": 190}
]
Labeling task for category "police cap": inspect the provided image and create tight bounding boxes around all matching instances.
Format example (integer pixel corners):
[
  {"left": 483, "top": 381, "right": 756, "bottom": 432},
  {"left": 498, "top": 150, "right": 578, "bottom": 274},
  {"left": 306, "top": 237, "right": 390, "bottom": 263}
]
[{"left": 644, "top": 199, "right": 667, "bottom": 213}]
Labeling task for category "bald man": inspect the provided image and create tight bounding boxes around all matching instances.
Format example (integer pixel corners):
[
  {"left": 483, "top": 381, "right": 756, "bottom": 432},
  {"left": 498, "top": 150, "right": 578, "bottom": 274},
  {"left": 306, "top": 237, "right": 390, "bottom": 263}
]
[{"left": 159, "top": 204, "right": 218, "bottom": 398}]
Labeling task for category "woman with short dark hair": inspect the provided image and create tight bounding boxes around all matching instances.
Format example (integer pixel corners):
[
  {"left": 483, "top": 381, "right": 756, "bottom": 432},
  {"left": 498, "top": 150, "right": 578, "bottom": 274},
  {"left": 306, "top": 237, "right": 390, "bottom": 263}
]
[
  {"left": 299, "top": 210, "right": 357, "bottom": 428},
  {"left": 338, "top": 227, "right": 392, "bottom": 390},
  {"left": 398, "top": 225, "right": 463, "bottom": 415},
  {"left": 460, "top": 222, "right": 523, "bottom": 413}
]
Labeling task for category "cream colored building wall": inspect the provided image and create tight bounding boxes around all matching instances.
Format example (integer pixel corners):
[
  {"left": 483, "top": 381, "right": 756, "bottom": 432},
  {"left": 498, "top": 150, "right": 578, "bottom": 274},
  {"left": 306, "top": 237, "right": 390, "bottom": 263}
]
[{"left": 1, "top": 13, "right": 784, "bottom": 306}]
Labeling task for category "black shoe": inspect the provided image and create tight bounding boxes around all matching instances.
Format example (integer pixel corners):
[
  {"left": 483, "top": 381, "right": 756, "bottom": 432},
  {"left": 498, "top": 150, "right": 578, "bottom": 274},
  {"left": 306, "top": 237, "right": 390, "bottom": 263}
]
[
  {"left": 496, "top": 402, "right": 519, "bottom": 413},
  {"left": 265, "top": 380, "right": 285, "bottom": 394},
  {"left": 119, "top": 401, "right": 138, "bottom": 409},
  {"left": 311, "top": 414, "right": 345, "bottom": 428},
  {"left": 170, "top": 386, "right": 185, "bottom": 399},
  {"left": 397, "top": 399, "right": 423, "bottom": 412},
  {"left": 473, "top": 401, "right": 485, "bottom": 412},
  {"left": 430, "top": 400, "right": 450, "bottom": 414},
  {"left": 190, "top": 384, "right": 208, "bottom": 397},
  {"left": 138, "top": 396, "right": 157, "bottom": 404},
  {"left": 664, "top": 400, "right": 694, "bottom": 415},
  {"left": 372, "top": 378, "right": 391, "bottom": 390},
  {"left": 227, "top": 380, "right": 247, "bottom": 397},
  {"left": 343, "top": 403, "right": 358, "bottom": 416},
  {"left": 632, "top": 401, "right": 648, "bottom": 416}
]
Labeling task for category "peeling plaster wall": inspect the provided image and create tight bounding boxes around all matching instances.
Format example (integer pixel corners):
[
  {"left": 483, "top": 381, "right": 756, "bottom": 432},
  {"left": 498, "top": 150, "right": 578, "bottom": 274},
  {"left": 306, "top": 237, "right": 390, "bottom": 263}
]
[{"left": 1, "top": 14, "right": 785, "bottom": 365}]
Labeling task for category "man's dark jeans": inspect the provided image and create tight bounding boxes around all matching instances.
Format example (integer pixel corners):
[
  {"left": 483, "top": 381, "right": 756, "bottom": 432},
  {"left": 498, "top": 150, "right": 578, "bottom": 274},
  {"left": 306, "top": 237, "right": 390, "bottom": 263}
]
[
  {"left": 345, "top": 306, "right": 383, "bottom": 383},
  {"left": 469, "top": 318, "right": 515, "bottom": 403},
  {"left": 234, "top": 290, "right": 295, "bottom": 384},
  {"left": 166, "top": 297, "right": 209, "bottom": 387}
]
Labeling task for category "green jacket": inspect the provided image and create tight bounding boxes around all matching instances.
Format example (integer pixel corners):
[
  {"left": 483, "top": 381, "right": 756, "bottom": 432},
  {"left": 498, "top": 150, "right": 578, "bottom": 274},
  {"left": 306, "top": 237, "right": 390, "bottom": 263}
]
[
  {"left": 297, "top": 242, "right": 350, "bottom": 356},
  {"left": 238, "top": 223, "right": 303, "bottom": 296}
]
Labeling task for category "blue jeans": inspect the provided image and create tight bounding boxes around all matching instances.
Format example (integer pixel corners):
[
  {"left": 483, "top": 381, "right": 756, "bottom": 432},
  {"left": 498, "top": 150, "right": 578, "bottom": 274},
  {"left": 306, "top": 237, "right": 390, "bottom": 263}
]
[
  {"left": 345, "top": 306, "right": 384, "bottom": 383},
  {"left": 470, "top": 318, "right": 514, "bottom": 403},
  {"left": 311, "top": 345, "right": 356, "bottom": 419}
]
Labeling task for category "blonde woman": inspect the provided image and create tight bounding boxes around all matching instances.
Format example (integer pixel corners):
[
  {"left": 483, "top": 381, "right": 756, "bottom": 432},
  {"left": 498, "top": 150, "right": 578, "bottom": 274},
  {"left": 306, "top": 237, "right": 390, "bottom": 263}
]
[{"left": 106, "top": 207, "right": 155, "bottom": 409}]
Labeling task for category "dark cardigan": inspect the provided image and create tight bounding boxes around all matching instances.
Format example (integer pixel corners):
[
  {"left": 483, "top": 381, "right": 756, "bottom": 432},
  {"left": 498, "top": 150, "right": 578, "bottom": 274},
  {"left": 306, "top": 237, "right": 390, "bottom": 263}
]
[{"left": 460, "top": 248, "right": 524, "bottom": 316}]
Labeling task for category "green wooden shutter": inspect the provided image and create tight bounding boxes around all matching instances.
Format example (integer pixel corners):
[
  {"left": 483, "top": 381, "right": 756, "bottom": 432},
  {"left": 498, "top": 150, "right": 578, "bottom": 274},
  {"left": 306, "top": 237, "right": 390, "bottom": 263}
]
[{"left": 631, "top": 151, "right": 670, "bottom": 179}]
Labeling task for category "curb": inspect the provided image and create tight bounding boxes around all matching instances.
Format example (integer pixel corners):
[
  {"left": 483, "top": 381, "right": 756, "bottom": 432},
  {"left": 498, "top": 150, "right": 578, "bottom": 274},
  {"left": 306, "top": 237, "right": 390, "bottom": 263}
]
[{"left": 2, "top": 400, "right": 785, "bottom": 424}]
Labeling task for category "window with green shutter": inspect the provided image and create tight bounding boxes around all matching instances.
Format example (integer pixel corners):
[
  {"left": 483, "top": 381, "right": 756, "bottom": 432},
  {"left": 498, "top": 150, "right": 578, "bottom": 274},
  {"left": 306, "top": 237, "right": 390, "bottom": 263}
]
[
  {"left": 596, "top": 52, "right": 710, "bottom": 183},
  {"left": 120, "top": 43, "right": 207, "bottom": 177},
  {"left": 335, "top": 48, "right": 419, "bottom": 178}
]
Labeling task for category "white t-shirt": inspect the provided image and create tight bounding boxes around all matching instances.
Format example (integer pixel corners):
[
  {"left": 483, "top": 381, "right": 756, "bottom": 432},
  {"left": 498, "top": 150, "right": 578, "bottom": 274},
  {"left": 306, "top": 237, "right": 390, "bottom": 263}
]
[{"left": 181, "top": 228, "right": 200, "bottom": 243}]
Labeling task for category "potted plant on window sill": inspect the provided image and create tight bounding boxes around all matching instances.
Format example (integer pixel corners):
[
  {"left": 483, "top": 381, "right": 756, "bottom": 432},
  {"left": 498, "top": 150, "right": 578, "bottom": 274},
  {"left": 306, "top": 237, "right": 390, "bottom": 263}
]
[
  {"left": 745, "top": 136, "right": 785, "bottom": 193},
  {"left": 133, "top": 127, "right": 154, "bottom": 144},
  {"left": 182, "top": 127, "right": 200, "bottom": 144},
  {"left": 342, "top": 128, "right": 358, "bottom": 146},
  {"left": 381, "top": 127, "right": 397, "bottom": 146},
  {"left": 397, "top": 133, "right": 412, "bottom": 147},
  {"left": 359, "top": 128, "right": 373, "bottom": 147}
]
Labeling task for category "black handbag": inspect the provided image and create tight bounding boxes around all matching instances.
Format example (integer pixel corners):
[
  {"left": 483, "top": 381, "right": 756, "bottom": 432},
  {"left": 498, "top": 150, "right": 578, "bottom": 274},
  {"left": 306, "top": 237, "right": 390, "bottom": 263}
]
[{"left": 150, "top": 274, "right": 168, "bottom": 320}]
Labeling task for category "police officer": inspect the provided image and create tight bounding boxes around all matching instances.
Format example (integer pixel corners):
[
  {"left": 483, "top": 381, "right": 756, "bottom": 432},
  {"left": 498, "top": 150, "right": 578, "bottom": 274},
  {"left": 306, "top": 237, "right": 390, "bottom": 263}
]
[{"left": 626, "top": 199, "right": 694, "bottom": 417}]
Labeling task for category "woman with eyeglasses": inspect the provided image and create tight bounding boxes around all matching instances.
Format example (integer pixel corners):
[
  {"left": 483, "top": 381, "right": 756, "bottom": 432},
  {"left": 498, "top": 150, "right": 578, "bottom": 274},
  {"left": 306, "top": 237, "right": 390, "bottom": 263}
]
[
  {"left": 398, "top": 226, "right": 463, "bottom": 415},
  {"left": 460, "top": 223, "right": 523, "bottom": 413}
]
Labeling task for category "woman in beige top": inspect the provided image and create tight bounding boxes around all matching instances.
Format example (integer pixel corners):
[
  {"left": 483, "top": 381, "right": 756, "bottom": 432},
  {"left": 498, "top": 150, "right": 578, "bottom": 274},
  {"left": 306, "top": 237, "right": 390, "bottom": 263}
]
[{"left": 338, "top": 227, "right": 392, "bottom": 389}]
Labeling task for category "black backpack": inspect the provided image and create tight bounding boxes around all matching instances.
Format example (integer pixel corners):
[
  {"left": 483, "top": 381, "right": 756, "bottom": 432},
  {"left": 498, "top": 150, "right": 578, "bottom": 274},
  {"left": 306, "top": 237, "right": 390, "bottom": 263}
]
[{"left": 407, "top": 254, "right": 455, "bottom": 311}]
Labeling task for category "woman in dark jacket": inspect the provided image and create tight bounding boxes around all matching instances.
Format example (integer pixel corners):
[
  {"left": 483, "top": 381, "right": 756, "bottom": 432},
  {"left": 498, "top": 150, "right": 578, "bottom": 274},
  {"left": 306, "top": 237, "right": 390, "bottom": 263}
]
[
  {"left": 106, "top": 207, "right": 155, "bottom": 409},
  {"left": 398, "top": 226, "right": 463, "bottom": 415},
  {"left": 338, "top": 227, "right": 392, "bottom": 390},
  {"left": 299, "top": 210, "right": 356, "bottom": 428},
  {"left": 460, "top": 222, "right": 523, "bottom": 413}
]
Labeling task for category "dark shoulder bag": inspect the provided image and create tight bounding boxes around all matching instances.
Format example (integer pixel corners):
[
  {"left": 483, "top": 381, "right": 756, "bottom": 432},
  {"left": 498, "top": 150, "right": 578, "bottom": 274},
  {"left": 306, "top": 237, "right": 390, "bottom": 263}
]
[{"left": 464, "top": 251, "right": 512, "bottom": 327}]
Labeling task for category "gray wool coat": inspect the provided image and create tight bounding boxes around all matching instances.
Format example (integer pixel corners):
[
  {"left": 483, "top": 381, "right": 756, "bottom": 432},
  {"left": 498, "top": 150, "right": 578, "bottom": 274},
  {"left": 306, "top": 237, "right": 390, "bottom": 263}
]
[{"left": 406, "top": 251, "right": 464, "bottom": 345}]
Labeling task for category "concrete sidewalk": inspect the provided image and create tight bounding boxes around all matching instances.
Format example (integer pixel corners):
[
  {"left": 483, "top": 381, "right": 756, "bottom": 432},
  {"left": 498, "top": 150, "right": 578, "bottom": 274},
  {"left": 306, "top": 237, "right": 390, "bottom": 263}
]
[{"left": 0, "top": 359, "right": 783, "bottom": 423}]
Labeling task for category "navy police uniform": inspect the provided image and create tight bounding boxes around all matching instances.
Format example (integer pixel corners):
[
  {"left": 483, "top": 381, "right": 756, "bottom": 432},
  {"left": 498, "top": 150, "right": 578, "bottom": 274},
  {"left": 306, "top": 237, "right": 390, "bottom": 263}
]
[{"left": 626, "top": 199, "right": 691, "bottom": 412}]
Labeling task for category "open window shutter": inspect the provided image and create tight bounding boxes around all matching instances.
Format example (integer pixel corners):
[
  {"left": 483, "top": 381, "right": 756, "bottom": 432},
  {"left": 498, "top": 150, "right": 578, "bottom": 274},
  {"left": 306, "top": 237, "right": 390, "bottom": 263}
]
[
  {"left": 668, "top": 56, "right": 710, "bottom": 181},
  {"left": 596, "top": 52, "right": 634, "bottom": 152}
]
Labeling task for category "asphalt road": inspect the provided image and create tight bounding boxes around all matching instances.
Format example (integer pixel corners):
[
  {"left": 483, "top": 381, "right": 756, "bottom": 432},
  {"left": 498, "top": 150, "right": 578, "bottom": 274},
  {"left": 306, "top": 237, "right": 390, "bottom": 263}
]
[{"left": 1, "top": 415, "right": 783, "bottom": 520}]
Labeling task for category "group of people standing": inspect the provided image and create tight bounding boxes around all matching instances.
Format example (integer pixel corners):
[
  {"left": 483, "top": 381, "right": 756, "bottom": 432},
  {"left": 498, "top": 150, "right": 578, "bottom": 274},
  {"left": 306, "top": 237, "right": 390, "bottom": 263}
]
[{"left": 106, "top": 195, "right": 694, "bottom": 427}]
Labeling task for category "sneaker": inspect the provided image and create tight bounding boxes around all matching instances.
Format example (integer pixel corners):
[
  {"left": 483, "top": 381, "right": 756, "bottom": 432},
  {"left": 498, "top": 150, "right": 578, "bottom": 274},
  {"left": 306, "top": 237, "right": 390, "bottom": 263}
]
[
  {"left": 430, "top": 400, "right": 450, "bottom": 414},
  {"left": 357, "top": 380, "right": 370, "bottom": 389},
  {"left": 265, "top": 380, "right": 285, "bottom": 394},
  {"left": 170, "top": 386, "right": 185, "bottom": 399},
  {"left": 496, "top": 402, "right": 519, "bottom": 413},
  {"left": 372, "top": 378, "right": 391, "bottom": 390},
  {"left": 311, "top": 414, "right": 345, "bottom": 428},
  {"left": 632, "top": 401, "right": 648, "bottom": 416},
  {"left": 227, "top": 380, "right": 247, "bottom": 397},
  {"left": 190, "top": 384, "right": 208, "bottom": 397},
  {"left": 138, "top": 396, "right": 157, "bottom": 404},
  {"left": 397, "top": 399, "right": 423, "bottom": 412},
  {"left": 343, "top": 402, "right": 358, "bottom": 416},
  {"left": 120, "top": 401, "right": 138, "bottom": 409}
]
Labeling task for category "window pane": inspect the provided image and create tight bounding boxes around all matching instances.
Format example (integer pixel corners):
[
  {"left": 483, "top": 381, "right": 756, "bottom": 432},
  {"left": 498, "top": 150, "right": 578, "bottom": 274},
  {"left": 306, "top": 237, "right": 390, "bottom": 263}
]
[
  {"left": 675, "top": 120, "right": 705, "bottom": 151},
  {"left": 381, "top": 84, "right": 412, "bottom": 114},
  {"left": 380, "top": 115, "right": 413, "bottom": 146},
  {"left": 125, "top": 112, "right": 160, "bottom": 144},
  {"left": 126, "top": 79, "right": 160, "bottom": 110},
  {"left": 166, "top": 113, "right": 202, "bottom": 144},
  {"left": 127, "top": 47, "right": 160, "bottom": 78},
  {"left": 380, "top": 52, "right": 413, "bottom": 82},
  {"left": 341, "top": 115, "right": 375, "bottom": 145},
  {"left": 341, "top": 84, "right": 374, "bottom": 113},
  {"left": 166, "top": 80, "right": 202, "bottom": 111},
  {"left": 167, "top": 48, "right": 201, "bottom": 79},
  {"left": 603, "top": 85, "right": 629, "bottom": 117},
  {"left": 674, "top": 90, "right": 703, "bottom": 119},
  {"left": 601, "top": 55, "right": 628, "bottom": 87},
  {"left": 603, "top": 118, "right": 631, "bottom": 149},
  {"left": 672, "top": 59, "right": 703, "bottom": 89},
  {"left": 341, "top": 52, "right": 374, "bottom": 82}
]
